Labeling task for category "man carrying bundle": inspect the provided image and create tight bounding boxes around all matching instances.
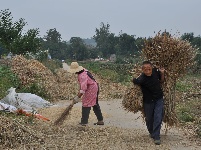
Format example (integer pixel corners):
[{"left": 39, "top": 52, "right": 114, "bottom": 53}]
[{"left": 133, "top": 61, "right": 165, "bottom": 145}]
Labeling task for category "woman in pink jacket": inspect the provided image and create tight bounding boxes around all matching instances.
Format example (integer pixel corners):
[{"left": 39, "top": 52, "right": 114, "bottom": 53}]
[{"left": 68, "top": 62, "right": 104, "bottom": 126}]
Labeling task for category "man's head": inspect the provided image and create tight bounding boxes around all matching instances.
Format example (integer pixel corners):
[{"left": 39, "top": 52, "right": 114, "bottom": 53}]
[{"left": 142, "top": 61, "right": 152, "bottom": 76}]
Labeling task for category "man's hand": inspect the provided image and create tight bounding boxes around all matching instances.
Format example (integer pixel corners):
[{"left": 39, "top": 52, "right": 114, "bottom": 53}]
[
  {"left": 159, "top": 67, "right": 165, "bottom": 83},
  {"left": 159, "top": 67, "right": 165, "bottom": 74}
]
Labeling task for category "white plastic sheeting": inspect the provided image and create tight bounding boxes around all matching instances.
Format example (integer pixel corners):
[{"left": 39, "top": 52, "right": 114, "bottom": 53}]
[
  {"left": 0, "top": 102, "right": 17, "bottom": 112},
  {"left": 0, "top": 87, "right": 52, "bottom": 112}
]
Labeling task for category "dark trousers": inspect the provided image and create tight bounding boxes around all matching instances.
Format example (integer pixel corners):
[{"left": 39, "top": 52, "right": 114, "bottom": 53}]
[
  {"left": 143, "top": 98, "right": 164, "bottom": 140},
  {"left": 81, "top": 102, "right": 103, "bottom": 124}
]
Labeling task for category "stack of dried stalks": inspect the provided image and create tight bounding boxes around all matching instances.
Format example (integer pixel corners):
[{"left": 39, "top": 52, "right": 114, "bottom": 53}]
[
  {"left": 122, "top": 32, "right": 197, "bottom": 127},
  {"left": 0, "top": 115, "right": 44, "bottom": 149},
  {"left": 11, "top": 55, "right": 78, "bottom": 101}
]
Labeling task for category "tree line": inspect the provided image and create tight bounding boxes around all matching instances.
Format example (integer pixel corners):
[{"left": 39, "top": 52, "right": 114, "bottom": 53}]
[{"left": 0, "top": 9, "right": 201, "bottom": 66}]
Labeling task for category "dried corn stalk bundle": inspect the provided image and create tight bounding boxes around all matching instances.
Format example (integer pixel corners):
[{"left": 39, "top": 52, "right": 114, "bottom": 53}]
[
  {"left": 122, "top": 85, "right": 143, "bottom": 113},
  {"left": 123, "top": 32, "right": 197, "bottom": 127},
  {"left": 122, "top": 64, "right": 144, "bottom": 115}
]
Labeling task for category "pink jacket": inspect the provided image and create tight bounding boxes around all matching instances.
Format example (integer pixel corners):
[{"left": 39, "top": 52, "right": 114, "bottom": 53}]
[{"left": 78, "top": 69, "right": 98, "bottom": 107}]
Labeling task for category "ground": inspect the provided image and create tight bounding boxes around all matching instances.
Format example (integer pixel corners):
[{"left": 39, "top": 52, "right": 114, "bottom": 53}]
[{"left": 35, "top": 99, "right": 201, "bottom": 150}]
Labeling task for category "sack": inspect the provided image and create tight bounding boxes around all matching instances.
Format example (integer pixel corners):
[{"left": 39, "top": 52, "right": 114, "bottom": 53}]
[{"left": 1, "top": 87, "right": 52, "bottom": 112}]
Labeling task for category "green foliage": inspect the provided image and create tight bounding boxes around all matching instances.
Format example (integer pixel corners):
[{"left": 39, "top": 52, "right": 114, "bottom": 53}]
[
  {"left": 0, "top": 9, "right": 41, "bottom": 55},
  {"left": 0, "top": 65, "right": 20, "bottom": 99},
  {"left": 44, "top": 28, "right": 61, "bottom": 43},
  {"left": 69, "top": 37, "right": 89, "bottom": 61},
  {"left": 176, "top": 81, "right": 192, "bottom": 92},
  {"left": 177, "top": 107, "right": 195, "bottom": 122},
  {"left": 18, "top": 83, "right": 50, "bottom": 100}
]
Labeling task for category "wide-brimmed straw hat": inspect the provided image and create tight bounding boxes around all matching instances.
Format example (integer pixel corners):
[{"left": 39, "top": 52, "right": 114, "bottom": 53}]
[{"left": 68, "top": 62, "right": 84, "bottom": 73}]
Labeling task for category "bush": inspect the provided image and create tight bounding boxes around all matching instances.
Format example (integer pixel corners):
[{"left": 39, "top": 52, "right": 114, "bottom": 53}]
[
  {"left": 0, "top": 65, "right": 20, "bottom": 99},
  {"left": 17, "top": 83, "right": 50, "bottom": 100}
]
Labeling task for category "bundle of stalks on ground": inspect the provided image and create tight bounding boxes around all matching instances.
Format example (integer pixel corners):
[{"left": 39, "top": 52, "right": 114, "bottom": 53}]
[
  {"left": 123, "top": 31, "right": 197, "bottom": 128},
  {"left": 11, "top": 55, "right": 78, "bottom": 100}
]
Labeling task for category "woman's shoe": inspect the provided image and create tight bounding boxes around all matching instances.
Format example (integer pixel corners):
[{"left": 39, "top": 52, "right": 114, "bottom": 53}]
[{"left": 94, "top": 121, "right": 104, "bottom": 125}]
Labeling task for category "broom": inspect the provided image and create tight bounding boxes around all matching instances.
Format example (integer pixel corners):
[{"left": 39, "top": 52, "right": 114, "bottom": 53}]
[{"left": 54, "top": 100, "right": 75, "bottom": 125}]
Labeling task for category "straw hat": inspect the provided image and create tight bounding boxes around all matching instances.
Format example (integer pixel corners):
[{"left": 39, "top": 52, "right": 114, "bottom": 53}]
[{"left": 68, "top": 62, "right": 84, "bottom": 73}]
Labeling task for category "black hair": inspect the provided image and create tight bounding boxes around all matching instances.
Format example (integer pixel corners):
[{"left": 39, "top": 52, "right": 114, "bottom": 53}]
[
  {"left": 142, "top": 61, "right": 152, "bottom": 66},
  {"left": 75, "top": 69, "right": 84, "bottom": 74}
]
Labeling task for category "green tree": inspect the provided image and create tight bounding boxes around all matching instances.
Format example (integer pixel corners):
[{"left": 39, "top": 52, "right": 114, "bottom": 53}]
[
  {"left": 93, "top": 22, "right": 116, "bottom": 57},
  {"left": 181, "top": 32, "right": 194, "bottom": 42},
  {"left": 44, "top": 28, "right": 61, "bottom": 43},
  {"left": 12, "top": 28, "right": 41, "bottom": 54},
  {"left": 69, "top": 37, "right": 89, "bottom": 61},
  {"left": 0, "top": 9, "right": 40, "bottom": 54},
  {"left": 42, "top": 28, "right": 63, "bottom": 59}
]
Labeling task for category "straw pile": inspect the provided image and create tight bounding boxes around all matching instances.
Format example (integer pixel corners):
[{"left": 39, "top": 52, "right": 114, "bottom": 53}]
[
  {"left": 11, "top": 55, "right": 78, "bottom": 101},
  {"left": 122, "top": 32, "right": 197, "bottom": 127},
  {"left": 0, "top": 115, "right": 44, "bottom": 149}
]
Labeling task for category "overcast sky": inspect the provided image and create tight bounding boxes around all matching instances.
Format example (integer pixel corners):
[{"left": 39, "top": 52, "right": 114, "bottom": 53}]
[{"left": 1, "top": 0, "right": 201, "bottom": 41}]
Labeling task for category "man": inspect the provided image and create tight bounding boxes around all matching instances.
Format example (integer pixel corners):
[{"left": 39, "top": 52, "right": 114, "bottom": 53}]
[{"left": 133, "top": 61, "right": 165, "bottom": 145}]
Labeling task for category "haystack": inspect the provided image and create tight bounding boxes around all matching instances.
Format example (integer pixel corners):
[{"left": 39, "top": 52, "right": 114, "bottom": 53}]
[{"left": 122, "top": 32, "right": 197, "bottom": 127}]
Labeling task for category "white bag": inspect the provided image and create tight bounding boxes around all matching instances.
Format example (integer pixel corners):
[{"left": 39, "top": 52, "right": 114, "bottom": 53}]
[{"left": 1, "top": 87, "right": 52, "bottom": 112}]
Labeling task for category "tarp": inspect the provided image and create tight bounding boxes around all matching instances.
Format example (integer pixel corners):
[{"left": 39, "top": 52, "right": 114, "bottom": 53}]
[{"left": 0, "top": 87, "right": 52, "bottom": 112}]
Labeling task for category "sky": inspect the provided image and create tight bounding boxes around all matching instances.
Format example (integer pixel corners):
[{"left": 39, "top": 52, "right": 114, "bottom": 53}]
[{"left": 1, "top": 0, "right": 201, "bottom": 41}]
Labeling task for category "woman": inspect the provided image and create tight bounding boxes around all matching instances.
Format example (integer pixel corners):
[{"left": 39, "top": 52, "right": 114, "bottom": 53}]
[{"left": 68, "top": 62, "right": 104, "bottom": 126}]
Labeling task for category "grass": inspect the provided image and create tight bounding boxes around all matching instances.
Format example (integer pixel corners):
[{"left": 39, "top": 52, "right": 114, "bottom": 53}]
[{"left": 175, "top": 74, "right": 201, "bottom": 138}]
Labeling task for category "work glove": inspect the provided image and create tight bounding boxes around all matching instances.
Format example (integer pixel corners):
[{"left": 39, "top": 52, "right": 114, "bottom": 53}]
[{"left": 73, "top": 96, "right": 80, "bottom": 104}]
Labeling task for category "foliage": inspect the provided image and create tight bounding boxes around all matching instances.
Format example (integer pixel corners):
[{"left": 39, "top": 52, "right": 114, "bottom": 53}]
[
  {"left": 0, "top": 9, "right": 41, "bottom": 55},
  {"left": 93, "top": 22, "right": 117, "bottom": 57},
  {"left": 177, "top": 108, "right": 195, "bottom": 122},
  {"left": 18, "top": 82, "right": 50, "bottom": 100},
  {"left": 0, "top": 65, "right": 20, "bottom": 99},
  {"left": 69, "top": 37, "right": 89, "bottom": 61},
  {"left": 176, "top": 81, "right": 192, "bottom": 92},
  {"left": 44, "top": 28, "right": 61, "bottom": 43}
]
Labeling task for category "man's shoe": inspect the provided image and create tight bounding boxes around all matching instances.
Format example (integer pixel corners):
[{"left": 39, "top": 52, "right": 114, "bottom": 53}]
[
  {"left": 154, "top": 139, "right": 161, "bottom": 145},
  {"left": 149, "top": 134, "right": 154, "bottom": 139}
]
